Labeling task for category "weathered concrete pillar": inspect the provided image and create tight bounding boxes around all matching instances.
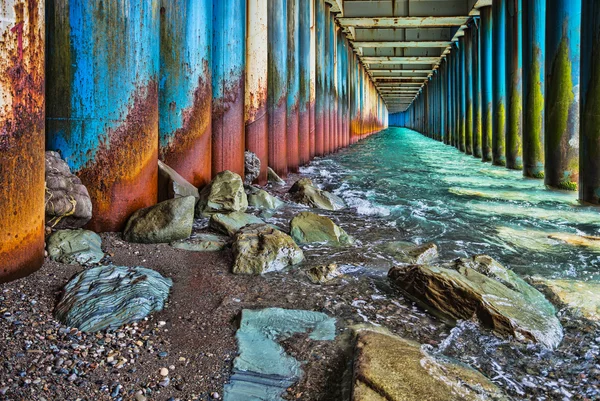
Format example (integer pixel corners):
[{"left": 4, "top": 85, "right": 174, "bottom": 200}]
[
  {"left": 472, "top": 19, "right": 483, "bottom": 158},
  {"left": 492, "top": 0, "right": 507, "bottom": 166},
  {"left": 287, "top": 0, "right": 300, "bottom": 172},
  {"left": 480, "top": 6, "right": 493, "bottom": 162},
  {"left": 299, "top": 0, "right": 312, "bottom": 165},
  {"left": 522, "top": 0, "right": 545, "bottom": 178},
  {"left": 267, "top": 0, "right": 288, "bottom": 177},
  {"left": 464, "top": 31, "right": 474, "bottom": 155},
  {"left": 245, "top": 0, "right": 269, "bottom": 184},
  {"left": 159, "top": 0, "right": 212, "bottom": 189},
  {"left": 323, "top": 4, "right": 331, "bottom": 154},
  {"left": 315, "top": 0, "right": 325, "bottom": 155},
  {"left": 580, "top": 1, "right": 600, "bottom": 203},
  {"left": 0, "top": 0, "right": 45, "bottom": 282},
  {"left": 506, "top": 0, "right": 523, "bottom": 170},
  {"left": 47, "top": 0, "right": 159, "bottom": 232},
  {"left": 545, "top": 0, "right": 581, "bottom": 190},
  {"left": 212, "top": 0, "right": 246, "bottom": 177},
  {"left": 309, "top": 0, "right": 317, "bottom": 158}
]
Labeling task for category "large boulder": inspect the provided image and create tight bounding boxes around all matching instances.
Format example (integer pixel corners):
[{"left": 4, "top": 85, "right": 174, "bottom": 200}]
[
  {"left": 244, "top": 151, "right": 261, "bottom": 185},
  {"left": 195, "top": 170, "right": 248, "bottom": 217},
  {"left": 171, "top": 233, "right": 230, "bottom": 252},
  {"left": 123, "top": 196, "right": 195, "bottom": 244},
  {"left": 378, "top": 241, "right": 438, "bottom": 264},
  {"left": 388, "top": 255, "right": 563, "bottom": 349},
  {"left": 247, "top": 187, "right": 284, "bottom": 210},
  {"left": 47, "top": 229, "right": 104, "bottom": 265},
  {"left": 209, "top": 212, "right": 265, "bottom": 236},
  {"left": 55, "top": 265, "right": 172, "bottom": 332},
  {"left": 267, "top": 167, "right": 286, "bottom": 185},
  {"left": 353, "top": 328, "right": 508, "bottom": 401},
  {"left": 289, "top": 178, "right": 346, "bottom": 211},
  {"left": 232, "top": 224, "right": 304, "bottom": 275},
  {"left": 290, "top": 212, "right": 354, "bottom": 246},
  {"left": 45, "top": 151, "right": 92, "bottom": 229},
  {"left": 531, "top": 277, "right": 600, "bottom": 321},
  {"left": 158, "top": 160, "right": 200, "bottom": 202}
]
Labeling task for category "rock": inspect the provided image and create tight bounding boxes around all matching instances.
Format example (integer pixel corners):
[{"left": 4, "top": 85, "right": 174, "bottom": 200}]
[
  {"left": 55, "top": 265, "right": 172, "bottom": 333},
  {"left": 547, "top": 232, "right": 600, "bottom": 250},
  {"left": 353, "top": 328, "right": 508, "bottom": 401},
  {"left": 388, "top": 255, "right": 563, "bottom": 349},
  {"left": 224, "top": 308, "right": 336, "bottom": 400},
  {"left": 378, "top": 241, "right": 438, "bottom": 264},
  {"left": 160, "top": 367, "right": 169, "bottom": 377},
  {"left": 209, "top": 212, "right": 265, "bottom": 236},
  {"left": 158, "top": 160, "right": 200, "bottom": 202},
  {"left": 288, "top": 178, "right": 346, "bottom": 210},
  {"left": 267, "top": 167, "right": 286, "bottom": 185},
  {"left": 530, "top": 277, "right": 600, "bottom": 321},
  {"left": 196, "top": 170, "right": 248, "bottom": 217},
  {"left": 47, "top": 229, "right": 104, "bottom": 265},
  {"left": 289, "top": 212, "right": 354, "bottom": 246},
  {"left": 45, "top": 151, "right": 93, "bottom": 229},
  {"left": 123, "top": 197, "right": 195, "bottom": 244},
  {"left": 232, "top": 224, "right": 304, "bottom": 275},
  {"left": 171, "top": 233, "right": 229, "bottom": 252},
  {"left": 247, "top": 187, "right": 284, "bottom": 210},
  {"left": 244, "top": 151, "right": 261, "bottom": 185},
  {"left": 306, "top": 264, "right": 341, "bottom": 284}
]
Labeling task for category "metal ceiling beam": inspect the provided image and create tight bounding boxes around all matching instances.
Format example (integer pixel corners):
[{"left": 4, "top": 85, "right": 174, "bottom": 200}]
[
  {"left": 369, "top": 68, "right": 433, "bottom": 73},
  {"left": 362, "top": 56, "right": 440, "bottom": 64},
  {"left": 352, "top": 40, "right": 452, "bottom": 48},
  {"left": 338, "top": 16, "right": 470, "bottom": 28}
]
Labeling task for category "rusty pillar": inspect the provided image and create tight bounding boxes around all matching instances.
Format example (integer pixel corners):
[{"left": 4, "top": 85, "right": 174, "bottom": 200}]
[
  {"left": 0, "top": 0, "right": 45, "bottom": 282},
  {"left": 298, "top": 0, "right": 311, "bottom": 165},
  {"left": 286, "top": 0, "right": 300, "bottom": 172},
  {"left": 323, "top": 5, "right": 331, "bottom": 154},
  {"left": 47, "top": 0, "right": 159, "bottom": 232},
  {"left": 315, "top": 0, "right": 325, "bottom": 156},
  {"left": 308, "top": 0, "right": 316, "bottom": 158}
]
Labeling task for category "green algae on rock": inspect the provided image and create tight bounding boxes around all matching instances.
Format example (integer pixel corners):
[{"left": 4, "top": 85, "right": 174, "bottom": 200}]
[
  {"left": 123, "top": 196, "right": 195, "bottom": 244},
  {"left": 388, "top": 255, "right": 563, "bottom": 349},
  {"left": 232, "top": 224, "right": 304, "bottom": 275},
  {"left": 195, "top": 170, "right": 248, "bottom": 217},
  {"left": 247, "top": 187, "right": 284, "bottom": 210},
  {"left": 47, "top": 229, "right": 104, "bottom": 266},
  {"left": 306, "top": 263, "right": 342, "bottom": 284},
  {"left": 353, "top": 328, "right": 508, "bottom": 401},
  {"left": 530, "top": 277, "right": 600, "bottom": 321},
  {"left": 170, "top": 233, "right": 230, "bottom": 252},
  {"left": 290, "top": 212, "right": 354, "bottom": 246},
  {"left": 209, "top": 211, "right": 265, "bottom": 236},
  {"left": 224, "top": 308, "right": 336, "bottom": 401},
  {"left": 288, "top": 178, "right": 346, "bottom": 211},
  {"left": 55, "top": 266, "right": 172, "bottom": 333}
]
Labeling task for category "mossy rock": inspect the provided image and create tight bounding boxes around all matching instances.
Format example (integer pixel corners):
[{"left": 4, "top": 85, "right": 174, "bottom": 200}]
[
  {"left": 195, "top": 170, "right": 248, "bottom": 217},
  {"left": 290, "top": 212, "right": 354, "bottom": 246},
  {"left": 289, "top": 178, "right": 346, "bottom": 211},
  {"left": 378, "top": 241, "right": 438, "bottom": 264},
  {"left": 171, "top": 233, "right": 230, "bottom": 252},
  {"left": 247, "top": 187, "right": 284, "bottom": 210},
  {"left": 209, "top": 212, "right": 265, "bottom": 236},
  {"left": 47, "top": 229, "right": 104, "bottom": 265}
]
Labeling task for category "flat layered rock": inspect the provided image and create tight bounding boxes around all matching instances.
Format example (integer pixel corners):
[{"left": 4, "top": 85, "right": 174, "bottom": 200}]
[
  {"left": 232, "top": 224, "right": 304, "bottom": 275},
  {"left": 531, "top": 277, "right": 600, "bottom": 321},
  {"left": 290, "top": 212, "right": 354, "bottom": 246},
  {"left": 196, "top": 170, "right": 248, "bottom": 216},
  {"left": 123, "top": 196, "right": 195, "bottom": 244},
  {"left": 158, "top": 160, "right": 200, "bottom": 202},
  {"left": 47, "top": 229, "right": 104, "bottom": 265},
  {"left": 210, "top": 212, "right": 265, "bottom": 236},
  {"left": 55, "top": 266, "right": 172, "bottom": 333},
  {"left": 170, "top": 233, "right": 230, "bottom": 252},
  {"left": 389, "top": 255, "right": 563, "bottom": 349},
  {"left": 289, "top": 178, "right": 346, "bottom": 211},
  {"left": 378, "top": 241, "right": 438, "bottom": 264},
  {"left": 267, "top": 167, "right": 286, "bottom": 185},
  {"left": 353, "top": 328, "right": 507, "bottom": 401}
]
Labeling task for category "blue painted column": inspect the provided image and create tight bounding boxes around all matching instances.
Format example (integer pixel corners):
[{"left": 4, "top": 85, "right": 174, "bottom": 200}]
[
  {"left": 315, "top": 0, "right": 325, "bottom": 155},
  {"left": 298, "top": 0, "right": 311, "bottom": 165},
  {"left": 481, "top": 6, "right": 493, "bottom": 162},
  {"left": 323, "top": 4, "right": 331, "bottom": 154},
  {"left": 506, "top": 0, "right": 523, "bottom": 170},
  {"left": 212, "top": 0, "right": 246, "bottom": 177},
  {"left": 522, "top": 0, "right": 545, "bottom": 178},
  {"left": 545, "top": 0, "right": 581, "bottom": 190},
  {"left": 472, "top": 19, "right": 483, "bottom": 158},
  {"left": 464, "top": 31, "right": 473, "bottom": 155},
  {"left": 47, "top": 0, "right": 160, "bottom": 232},
  {"left": 159, "top": 0, "right": 212, "bottom": 193},
  {"left": 268, "top": 0, "right": 288, "bottom": 177},
  {"left": 287, "top": 0, "right": 300, "bottom": 172},
  {"left": 492, "top": 0, "right": 507, "bottom": 166},
  {"left": 441, "top": 59, "right": 447, "bottom": 144},
  {"left": 580, "top": 0, "right": 600, "bottom": 203}
]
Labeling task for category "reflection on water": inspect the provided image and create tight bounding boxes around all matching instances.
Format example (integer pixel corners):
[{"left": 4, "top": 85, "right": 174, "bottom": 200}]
[{"left": 301, "top": 127, "right": 600, "bottom": 281}]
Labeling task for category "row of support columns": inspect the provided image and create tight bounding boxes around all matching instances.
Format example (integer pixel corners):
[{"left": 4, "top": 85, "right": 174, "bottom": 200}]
[
  {"left": 0, "top": 0, "right": 388, "bottom": 282},
  {"left": 396, "top": 0, "right": 600, "bottom": 206}
]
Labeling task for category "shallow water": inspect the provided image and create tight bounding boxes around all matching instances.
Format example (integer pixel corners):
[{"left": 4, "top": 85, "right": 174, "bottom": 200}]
[{"left": 300, "top": 127, "right": 600, "bottom": 282}]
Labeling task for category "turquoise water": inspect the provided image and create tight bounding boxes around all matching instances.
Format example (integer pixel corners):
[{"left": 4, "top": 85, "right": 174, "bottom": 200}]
[{"left": 301, "top": 127, "right": 600, "bottom": 281}]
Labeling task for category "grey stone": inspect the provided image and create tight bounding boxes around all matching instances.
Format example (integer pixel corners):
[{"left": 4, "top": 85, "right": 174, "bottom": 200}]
[
  {"left": 55, "top": 265, "right": 172, "bottom": 332},
  {"left": 378, "top": 241, "right": 438, "bottom": 264},
  {"left": 123, "top": 196, "right": 195, "bottom": 244},
  {"left": 232, "top": 224, "right": 304, "bottom": 275},
  {"left": 196, "top": 171, "right": 248, "bottom": 217},
  {"left": 171, "top": 233, "right": 230, "bottom": 252},
  {"left": 306, "top": 264, "right": 341, "bottom": 284},
  {"left": 244, "top": 151, "right": 261, "bottom": 186},
  {"left": 47, "top": 229, "right": 104, "bottom": 265},
  {"left": 158, "top": 160, "right": 200, "bottom": 202},
  {"left": 288, "top": 178, "right": 345, "bottom": 211},
  {"left": 45, "top": 151, "right": 92, "bottom": 229},
  {"left": 209, "top": 212, "right": 265, "bottom": 236},
  {"left": 289, "top": 212, "right": 354, "bottom": 246},
  {"left": 267, "top": 167, "right": 286, "bottom": 185}
]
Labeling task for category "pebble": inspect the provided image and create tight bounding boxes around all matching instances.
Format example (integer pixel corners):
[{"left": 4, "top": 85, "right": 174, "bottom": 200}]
[
  {"left": 160, "top": 367, "right": 169, "bottom": 377},
  {"left": 159, "top": 377, "right": 170, "bottom": 387},
  {"left": 134, "top": 393, "right": 147, "bottom": 401},
  {"left": 211, "top": 392, "right": 220, "bottom": 399}
]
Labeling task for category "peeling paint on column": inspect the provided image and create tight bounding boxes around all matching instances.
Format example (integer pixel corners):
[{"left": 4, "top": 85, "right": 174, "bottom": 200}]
[
  {"left": 159, "top": 0, "right": 212, "bottom": 189},
  {"left": 245, "top": 0, "right": 268, "bottom": 184},
  {"left": 0, "top": 0, "right": 45, "bottom": 282},
  {"left": 506, "top": 0, "right": 523, "bottom": 170},
  {"left": 287, "top": 0, "right": 300, "bottom": 172},
  {"left": 47, "top": 0, "right": 159, "bottom": 232},
  {"left": 492, "top": 0, "right": 507, "bottom": 166},
  {"left": 481, "top": 6, "right": 493, "bottom": 162},
  {"left": 464, "top": 31, "right": 473, "bottom": 155},
  {"left": 315, "top": 0, "right": 325, "bottom": 155},
  {"left": 298, "top": 0, "right": 311, "bottom": 165},
  {"left": 545, "top": 0, "right": 580, "bottom": 191},
  {"left": 472, "top": 20, "right": 483, "bottom": 159},
  {"left": 308, "top": 0, "right": 316, "bottom": 158}
]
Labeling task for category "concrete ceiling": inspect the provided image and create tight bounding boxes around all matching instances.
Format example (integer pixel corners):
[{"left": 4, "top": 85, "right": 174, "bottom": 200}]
[{"left": 335, "top": 0, "right": 492, "bottom": 113}]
